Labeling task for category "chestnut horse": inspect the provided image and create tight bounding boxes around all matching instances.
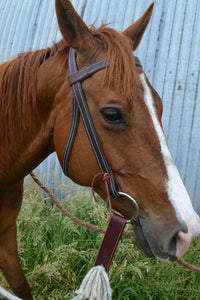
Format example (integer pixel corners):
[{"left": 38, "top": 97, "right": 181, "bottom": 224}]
[{"left": 0, "top": 0, "right": 200, "bottom": 299}]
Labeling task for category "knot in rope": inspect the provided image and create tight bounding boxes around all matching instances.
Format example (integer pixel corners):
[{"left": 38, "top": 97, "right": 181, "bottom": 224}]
[
  {"left": 103, "top": 173, "right": 110, "bottom": 183},
  {"left": 91, "top": 172, "right": 113, "bottom": 222}
]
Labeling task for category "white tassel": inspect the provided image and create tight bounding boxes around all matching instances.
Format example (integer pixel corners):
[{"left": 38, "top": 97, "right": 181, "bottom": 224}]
[
  {"left": 0, "top": 286, "right": 23, "bottom": 300},
  {"left": 71, "top": 265, "right": 112, "bottom": 300}
]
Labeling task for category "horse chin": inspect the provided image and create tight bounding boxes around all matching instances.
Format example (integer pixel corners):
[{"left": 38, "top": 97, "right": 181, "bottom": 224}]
[
  {"left": 134, "top": 218, "right": 177, "bottom": 262},
  {"left": 134, "top": 221, "right": 155, "bottom": 258}
]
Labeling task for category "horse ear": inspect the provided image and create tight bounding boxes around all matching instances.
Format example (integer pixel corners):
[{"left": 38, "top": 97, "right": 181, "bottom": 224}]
[
  {"left": 123, "top": 2, "right": 154, "bottom": 50},
  {"left": 55, "top": 0, "right": 92, "bottom": 52}
]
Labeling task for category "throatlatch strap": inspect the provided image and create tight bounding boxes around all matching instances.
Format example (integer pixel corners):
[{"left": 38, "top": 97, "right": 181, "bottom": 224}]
[
  {"left": 134, "top": 56, "right": 143, "bottom": 68},
  {"left": 94, "top": 213, "right": 127, "bottom": 272}
]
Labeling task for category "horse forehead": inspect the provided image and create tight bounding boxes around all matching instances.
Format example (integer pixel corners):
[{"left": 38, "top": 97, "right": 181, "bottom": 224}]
[{"left": 82, "top": 64, "right": 149, "bottom": 112}]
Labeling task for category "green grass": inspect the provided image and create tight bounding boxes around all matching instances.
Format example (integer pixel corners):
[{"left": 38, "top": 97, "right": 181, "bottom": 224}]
[{"left": 1, "top": 179, "right": 200, "bottom": 299}]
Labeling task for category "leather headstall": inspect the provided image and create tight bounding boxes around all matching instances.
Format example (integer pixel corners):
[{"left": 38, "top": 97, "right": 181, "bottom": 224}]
[{"left": 62, "top": 47, "right": 143, "bottom": 198}]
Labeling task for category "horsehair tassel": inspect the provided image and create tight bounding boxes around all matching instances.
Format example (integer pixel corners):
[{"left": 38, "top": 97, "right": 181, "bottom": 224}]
[
  {"left": 71, "top": 213, "right": 127, "bottom": 300},
  {"left": 0, "top": 286, "right": 23, "bottom": 300},
  {"left": 71, "top": 265, "right": 112, "bottom": 300}
]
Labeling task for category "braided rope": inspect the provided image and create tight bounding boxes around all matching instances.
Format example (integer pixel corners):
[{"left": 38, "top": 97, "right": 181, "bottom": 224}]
[
  {"left": 29, "top": 172, "right": 134, "bottom": 237},
  {"left": 30, "top": 172, "right": 200, "bottom": 272},
  {"left": 177, "top": 258, "right": 200, "bottom": 272},
  {"left": 91, "top": 172, "right": 113, "bottom": 223}
]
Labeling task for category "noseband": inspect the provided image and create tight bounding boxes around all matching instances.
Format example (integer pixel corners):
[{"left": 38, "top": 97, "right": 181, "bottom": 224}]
[{"left": 62, "top": 48, "right": 141, "bottom": 218}]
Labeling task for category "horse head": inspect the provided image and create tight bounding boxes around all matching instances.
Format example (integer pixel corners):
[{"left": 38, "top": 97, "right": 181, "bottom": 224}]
[{"left": 53, "top": 0, "right": 200, "bottom": 262}]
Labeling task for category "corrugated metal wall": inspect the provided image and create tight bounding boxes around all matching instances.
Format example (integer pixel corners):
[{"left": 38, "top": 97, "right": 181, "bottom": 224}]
[{"left": 1, "top": 0, "right": 200, "bottom": 212}]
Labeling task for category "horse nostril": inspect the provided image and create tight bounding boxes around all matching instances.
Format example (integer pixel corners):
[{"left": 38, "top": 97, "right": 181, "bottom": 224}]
[
  {"left": 165, "top": 234, "right": 177, "bottom": 259},
  {"left": 136, "top": 217, "right": 190, "bottom": 260},
  {"left": 181, "top": 221, "right": 188, "bottom": 234},
  {"left": 165, "top": 221, "right": 188, "bottom": 260}
]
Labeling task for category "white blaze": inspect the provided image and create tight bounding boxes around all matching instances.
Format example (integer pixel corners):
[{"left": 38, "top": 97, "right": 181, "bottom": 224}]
[{"left": 140, "top": 73, "right": 200, "bottom": 256}]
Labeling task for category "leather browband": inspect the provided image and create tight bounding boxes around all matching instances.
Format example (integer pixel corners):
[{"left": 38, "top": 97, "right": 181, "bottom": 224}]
[
  {"left": 68, "top": 55, "right": 143, "bottom": 85},
  {"left": 68, "top": 58, "right": 107, "bottom": 85}
]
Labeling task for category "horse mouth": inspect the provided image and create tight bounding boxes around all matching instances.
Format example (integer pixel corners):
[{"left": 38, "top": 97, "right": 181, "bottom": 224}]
[
  {"left": 133, "top": 217, "right": 178, "bottom": 262},
  {"left": 134, "top": 219, "right": 155, "bottom": 258}
]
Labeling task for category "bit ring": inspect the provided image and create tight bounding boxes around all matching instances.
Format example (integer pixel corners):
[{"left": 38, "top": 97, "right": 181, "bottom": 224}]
[{"left": 118, "top": 192, "right": 139, "bottom": 222}]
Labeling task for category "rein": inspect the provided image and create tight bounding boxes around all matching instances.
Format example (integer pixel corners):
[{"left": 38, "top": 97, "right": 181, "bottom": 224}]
[
  {"left": 60, "top": 48, "right": 200, "bottom": 274},
  {"left": 30, "top": 171, "right": 200, "bottom": 273},
  {"left": 27, "top": 48, "right": 200, "bottom": 296},
  {"left": 30, "top": 171, "right": 135, "bottom": 237}
]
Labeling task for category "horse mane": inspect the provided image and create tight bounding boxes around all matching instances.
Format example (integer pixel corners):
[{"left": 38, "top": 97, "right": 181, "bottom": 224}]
[
  {"left": 0, "top": 24, "right": 138, "bottom": 150},
  {"left": 0, "top": 40, "right": 68, "bottom": 148}
]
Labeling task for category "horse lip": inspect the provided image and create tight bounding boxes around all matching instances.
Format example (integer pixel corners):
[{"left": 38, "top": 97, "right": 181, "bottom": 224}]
[{"left": 134, "top": 217, "right": 178, "bottom": 262}]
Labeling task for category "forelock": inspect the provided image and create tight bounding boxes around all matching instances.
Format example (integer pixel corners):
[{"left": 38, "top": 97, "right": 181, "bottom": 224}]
[{"left": 89, "top": 24, "right": 139, "bottom": 101}]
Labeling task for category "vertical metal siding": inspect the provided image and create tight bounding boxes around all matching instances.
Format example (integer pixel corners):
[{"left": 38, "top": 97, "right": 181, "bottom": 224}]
[{"left": 0, "top": 0, "right": 200, "bottom": 212}]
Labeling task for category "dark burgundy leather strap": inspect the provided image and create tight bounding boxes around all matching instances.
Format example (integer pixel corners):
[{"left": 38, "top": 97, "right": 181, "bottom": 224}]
[
  {"left": 94, "top": 213, "right": 127, "bottom": 273},
  {"left": 68, "top": 54, "right": 142, "bottom": 85},
  {"left": 68, "top": 58, "right": 107, "bottom": 85}
]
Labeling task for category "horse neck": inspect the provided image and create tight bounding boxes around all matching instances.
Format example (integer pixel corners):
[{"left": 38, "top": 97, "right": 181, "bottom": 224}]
[{"left": 0, "top": 44, "right": 70, "bottom": 187}]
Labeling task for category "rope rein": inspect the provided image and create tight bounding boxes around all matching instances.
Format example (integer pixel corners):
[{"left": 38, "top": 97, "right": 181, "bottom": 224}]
[
  {"left": 91, "top": 172, "right": 113, "bottom": 223},
  {"left": 30, "top": 172, "right": 134, "bottom": 237},
  {"left": 1, "top": 173, "right": 199, "bottom": 300},
  {"left": 30, "top": 172, "right": 200, "bottom": 273}
]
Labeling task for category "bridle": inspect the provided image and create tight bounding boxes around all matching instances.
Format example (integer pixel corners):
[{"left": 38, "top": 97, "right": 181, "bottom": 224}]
[{"left": 62, "top": 47, "right": 141, "bottom": 219}]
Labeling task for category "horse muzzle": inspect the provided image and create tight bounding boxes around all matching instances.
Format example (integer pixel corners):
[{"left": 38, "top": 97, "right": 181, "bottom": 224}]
[{"left": 133, "top": 215, "right": 190, "bottom": 262}]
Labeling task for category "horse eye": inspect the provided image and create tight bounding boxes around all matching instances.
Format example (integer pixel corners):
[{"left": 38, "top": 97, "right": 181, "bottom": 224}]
[{"left": 100, "top": 107, "right": 126, "bottom": 124}]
